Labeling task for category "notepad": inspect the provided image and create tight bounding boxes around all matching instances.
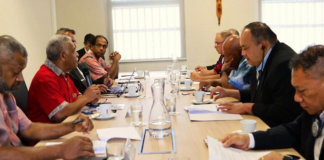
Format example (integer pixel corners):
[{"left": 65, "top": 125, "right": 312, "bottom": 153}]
[
  {"left": 97, "top": 127, "right": 141, "bottom": 142},
  {"left": 45, "top": 140, "right": 106, "bottom": 155},
  {"left": 207, "top": 136, "right": 269, "bottom": 160}
]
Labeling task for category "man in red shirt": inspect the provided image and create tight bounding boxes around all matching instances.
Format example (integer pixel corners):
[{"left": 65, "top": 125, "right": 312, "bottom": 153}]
[
  {"left": 27, "top": 35, "right": 101, "bottom": 124},
  {"left": 191, "top": 31, "right": 232, "bottom": 81}
]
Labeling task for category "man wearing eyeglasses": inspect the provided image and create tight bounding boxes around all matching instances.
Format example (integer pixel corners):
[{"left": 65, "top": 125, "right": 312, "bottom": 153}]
[
  {"left": 191, "top": 31, "right": 232, "bottom": 81},
  {"left": 79, "top": 35, "right": 121, "bottom": 81}
]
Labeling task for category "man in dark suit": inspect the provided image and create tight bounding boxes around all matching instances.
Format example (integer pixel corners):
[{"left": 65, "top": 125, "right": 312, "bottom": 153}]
[
  {"left": 76, "top": 33, "right": 95, "bottom": 62},
  {"left": 210, "top": 22, "right": 303, "bottom": 127},
  {"left": 219, "top": 45, "right": 324, "bottom": 160}
]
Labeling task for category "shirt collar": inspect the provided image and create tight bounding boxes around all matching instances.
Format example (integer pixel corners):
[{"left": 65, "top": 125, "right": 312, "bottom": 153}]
[
  {"left": 44, "top": 59, "right": 66, "bottom": 77},
  {"left": 256, "top": 43, "right": 276, "bottom": 72}
]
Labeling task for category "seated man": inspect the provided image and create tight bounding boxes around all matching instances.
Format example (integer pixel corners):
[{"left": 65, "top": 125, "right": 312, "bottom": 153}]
[
  {"left": 211, "top": 22, "right": 303, "bottom": 127},
  {"left": 199, "top": 35, "right": 253, "bottom": 90},
  {"left": 0, "top": 35, "right": 95, "bottom": 159},
  {"left": 79, "top": 35, "right": 121, "bottom": 80},
  {"left": 191, "top": 31, "right": 232, "bottom": 81},
  {"left": 219, "top": 45, "right": 324, "bottom": 160},
  {"left": 27, "top": 35, "right": 101, "bottom": 123},
  {"left": 77, "top": 33, "right": 95, "bottom": 61},
  {"left": 56, "top": 28, "right": 112, "bottom": 94},
  {"left": 195, "top": 29, "right": 239, "bottom": 72}
]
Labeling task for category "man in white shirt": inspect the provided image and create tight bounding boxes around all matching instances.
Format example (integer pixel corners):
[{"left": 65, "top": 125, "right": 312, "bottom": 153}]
[{"left": 219, "top": 45, "right": 324, "bottom": 160}]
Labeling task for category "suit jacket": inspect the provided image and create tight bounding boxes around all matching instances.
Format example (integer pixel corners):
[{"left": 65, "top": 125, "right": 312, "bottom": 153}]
[
  {"left": 252, "top": 111, "right": 321, "bottom": 160},
  {"left": 206, "top": 55, "right": 223, "bottom": 70},
  {"left": 69, "top": 66, "right": 88, "bottom": 94},
  {"left": 239, "top": 42, "right": 303, "bottom": 127},
  {"left": 77, "top": 48, "right": 86, "bottom": 62}
]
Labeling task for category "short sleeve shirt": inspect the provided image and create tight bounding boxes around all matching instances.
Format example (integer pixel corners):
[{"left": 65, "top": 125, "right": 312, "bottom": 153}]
[
  {"left": 79, "top": 50, "right": 110, "bottom": 81},
  {"left": 228, "top": 57, "right": 253, "bottom": 90},
  {"left": 27, "top": 59, "right": 80, "bottom": 124},
  {"left": 213, "top": 55, "right": 224, "bottom": 74},
  {"left": 0, "top": 93, "right": 31, "bottom": 146}
]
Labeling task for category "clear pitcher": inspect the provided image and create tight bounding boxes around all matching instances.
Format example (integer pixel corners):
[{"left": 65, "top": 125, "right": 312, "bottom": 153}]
[{"left": 148, "top": 80, "right": 172, "bottom": 138}]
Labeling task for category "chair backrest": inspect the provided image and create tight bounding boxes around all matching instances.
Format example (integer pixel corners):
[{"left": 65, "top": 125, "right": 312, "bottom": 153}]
[{"left": 11, "top": 81, "right": 28, "bottom": 115}]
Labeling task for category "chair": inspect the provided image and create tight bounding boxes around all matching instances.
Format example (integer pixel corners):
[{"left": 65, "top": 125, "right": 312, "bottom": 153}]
[{"left": 11, "top": 81, "right": 28, "bottom": 115}]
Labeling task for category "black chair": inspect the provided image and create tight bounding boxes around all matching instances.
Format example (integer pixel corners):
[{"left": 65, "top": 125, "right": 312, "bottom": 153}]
[
  {"left": 11, "top": 81, "right": 29, "bottom": 146},
  {"left": 11, "top": 81, "right": 28, "bottom": 115}
]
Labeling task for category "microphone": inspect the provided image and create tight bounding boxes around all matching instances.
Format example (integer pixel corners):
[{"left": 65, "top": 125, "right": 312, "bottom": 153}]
[{"left": 81, "top": 67, "right": 92, "bottom": 87}]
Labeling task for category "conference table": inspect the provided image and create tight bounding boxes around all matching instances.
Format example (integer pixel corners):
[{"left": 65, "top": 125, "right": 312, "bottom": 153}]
[{"left": 36, "top": 71, "right": 304, "bottom": 160}]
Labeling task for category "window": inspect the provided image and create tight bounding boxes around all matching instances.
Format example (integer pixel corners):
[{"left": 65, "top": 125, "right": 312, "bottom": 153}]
[
  {"left": 108, "top": 0, "right": 185, "bottom": 62},
  {"left": 261, "top": 0, "right": 324, "bottom": 53}
]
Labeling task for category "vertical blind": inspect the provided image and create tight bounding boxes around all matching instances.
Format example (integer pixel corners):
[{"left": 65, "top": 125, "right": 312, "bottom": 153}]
[
  {"left": 109, "top": 0, "right": 184, "bottom": 61},
  {"left": 261, "top": 0, "right": 324, "bottom": 53}
]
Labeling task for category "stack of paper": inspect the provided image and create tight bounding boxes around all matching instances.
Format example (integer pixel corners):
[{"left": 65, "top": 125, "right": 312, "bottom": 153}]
[
  {"left": 185, "top": 104, "right": 243, "bottom": 121},
  {"left": 97, "top": 127, "right": 141, "bottom": 142},
  {"left": 207, "top": 136, "right": 269, "bottom": 160}
]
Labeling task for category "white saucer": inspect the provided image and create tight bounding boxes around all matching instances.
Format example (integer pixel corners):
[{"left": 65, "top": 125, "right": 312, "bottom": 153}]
[
  {"left": 124, "top": 93, "right": 140, "bottom": 98},
  {"left": 180, "top": 70, "right": 187, "bottom": 72},
  {"left": 134, "top": 76, "right": 144, "bottom": 79},
  {"left": 232, "top": 130, "right": 258, "bottom": 134},
  {"left": 185, "top": 76, "right": 190, "bottom": 79},
  {"left": 192, "top": 99, "right": 213, "bottom": 105},
  {"left": 180, "top": 87, "right": 195, "bottom": 91},
  {"left": 94, "top": 112, "right": 116, "bottom": 120}
]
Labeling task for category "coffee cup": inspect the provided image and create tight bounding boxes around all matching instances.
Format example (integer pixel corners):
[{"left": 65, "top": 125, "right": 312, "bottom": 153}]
[
  {"left": 241, "top": 120, "right": 257, "bottom": 133},
  {"left": 184, "top": 80, "right": 192, "bottom": 89},
  {"left": 96, "top": 104, "right": 112, "bottom": 118},
  {"left": 128, "top": 86, "right": 138, "bottom": 95},
  {"left": 181, "top": 65, "right": 188, "bottom": 71},
  {"left": 195, "top": 91, "right": 205, "bottom": 103}
]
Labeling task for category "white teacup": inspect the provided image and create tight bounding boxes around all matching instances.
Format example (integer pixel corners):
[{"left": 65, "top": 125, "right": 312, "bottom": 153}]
[
  {"left": 241, "top": 120, "right": 257, "bottom": 133},
  {"left": 186, "top": 70, "right": 192, "bottom": 78},
  {"left": 128, "top": 86, "right": 138, "bottom": 95},
  {"left": 195, "top": 91, "right": 205, "bottom": 103},
  {"left": 137, "top": 70, "right": 144, "bottom": 77},
  {"left": 181, "top": 65, "right": 188, "bottom": 71},
  {"left": 96, "top": 104, "right": 112, "bottom": 118},
  {"left": 184, "top": 80, "right": 192, "bottom": 89}
]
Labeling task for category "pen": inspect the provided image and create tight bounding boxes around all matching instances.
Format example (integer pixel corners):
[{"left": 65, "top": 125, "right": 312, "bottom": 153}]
[
  {"left": 72, "top": 119, "right": 84, "bottom": 124},
  {"left": 72, "top": 113, "right": 101, "bottom": 124}
]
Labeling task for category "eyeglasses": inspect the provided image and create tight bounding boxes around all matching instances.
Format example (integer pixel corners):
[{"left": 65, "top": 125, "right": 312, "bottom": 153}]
[
  {"left": 95, "top": 43, "right": 108, "bottom": 49},
  {"left": 214, "top": 41, "right": 224, "bottom": 46}
]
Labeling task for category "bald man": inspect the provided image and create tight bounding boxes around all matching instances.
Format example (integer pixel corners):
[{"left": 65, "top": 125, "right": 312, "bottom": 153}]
[{"left": 199, "top": 35, "right": 253, "bottom": 90}]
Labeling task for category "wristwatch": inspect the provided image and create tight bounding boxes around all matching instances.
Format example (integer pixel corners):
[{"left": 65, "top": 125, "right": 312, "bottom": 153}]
[{"left": 219, "top": 69, "right": 229, "bottom": 77}]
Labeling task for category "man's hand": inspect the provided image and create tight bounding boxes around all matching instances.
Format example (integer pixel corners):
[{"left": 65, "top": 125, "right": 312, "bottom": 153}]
[
  {"left": 83, "top": 85, "right": 101, "bottom": 102},
  {"left": 218, "top": 102, "right": 253, "bottom": 114},
  {"left": 60, "top": 136, "right": 95, "bottom": 159},
  {"left": 73, "top": 114, "right": 94, "bottom": 134},
  {"left": 195, "top": 66, "right": 206, "bottom": 71},
  {"left": 104, "top": 76, "right": 114, "bottom": 87},
  {"left": 190, "top": 72, "right": 201, "bottom": 81},
  {"left": 210, "top": 86, "right": 228, "bottom": 101},
  {"left": 199, "top": 81, "right": 212, "bottom": 91},
  {"left": 222, "top": 57, "right": 234, "bottom": 71},
  {"left": 259, "top": 151, "right": 284, "bottom": 160},
  {"left": 219, "top": 133, "right": 250, "bottom": 150},
  {"left": 98, "top": 84, "right": 108, "bottom": 93},
  {"left": 110, "top": 52, "right": 121, "bottom": 62}
]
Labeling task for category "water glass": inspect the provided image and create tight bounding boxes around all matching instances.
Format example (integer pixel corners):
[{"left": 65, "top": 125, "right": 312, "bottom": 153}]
[
  {"left": 107, "top": 143, "right": 125, "bottom": 160},
  {"left": 165, "top": 94, "right": 177, "bottom": 115},
  {"left": 136, "top": 70, "right": 144, "bottom": 77},
  {"left": 130, "top": 104, "right": 143, "bottom": 126},
  {"left": 144, "top": 70, "right": 150, "bottom": 80}
]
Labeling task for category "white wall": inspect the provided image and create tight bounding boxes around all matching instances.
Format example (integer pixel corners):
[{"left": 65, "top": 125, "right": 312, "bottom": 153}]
[
  {"left": 55, "top": 0, "right": 259, "bottom": 72},
  {"left": 0, "top": 0, "right": 54, "bottom": 88}
]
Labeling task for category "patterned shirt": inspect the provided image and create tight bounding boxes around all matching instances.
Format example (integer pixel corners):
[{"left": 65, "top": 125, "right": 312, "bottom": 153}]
[
  {"left": 79, "top": 50, "right": 110, "bottom": 81},
  {"left": 228, "top": 57, "right": 253, "bottom": 90},
  {"left": 27, "top": 59, "right": 80, "bottom": 124},
  {"left": 0, "top": 93, "right": 31, "bottom": 146}
]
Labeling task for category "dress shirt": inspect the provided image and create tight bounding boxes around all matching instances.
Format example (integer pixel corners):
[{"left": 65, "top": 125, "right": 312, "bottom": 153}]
[{"left": 256, "top": 44, "right": 275, "bottom": 81}]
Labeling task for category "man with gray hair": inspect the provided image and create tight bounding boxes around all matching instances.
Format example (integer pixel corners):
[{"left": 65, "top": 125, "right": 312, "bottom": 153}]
[
  {"left": 0, "top": 35, "right": 95, "bottom": 159},
  {"left": 192, "top": 30, "right": 232, "bottom": 81},
  {"left": 27, "top": 35, "right": 101, "bottom": 125}
]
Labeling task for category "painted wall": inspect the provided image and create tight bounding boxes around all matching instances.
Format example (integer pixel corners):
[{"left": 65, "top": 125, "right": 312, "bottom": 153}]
[{"left": 0, "top": 0, "right": 54, "bottom": 88}]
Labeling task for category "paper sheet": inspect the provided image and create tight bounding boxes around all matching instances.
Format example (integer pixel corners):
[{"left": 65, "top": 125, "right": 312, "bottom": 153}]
[
  {"left": 207, "top": 136, "right": 269, "bottom": 160},
  {"left": 184, "top": 104, "right": 218, "bottom": 111},
  {"left": 189, "top": 112, "right": 243, "bottom": 121},
  {"left": 97, "top": 127, "right": 141, "bottom": 142},
  {"left": 45, "top": 140, "right": 106, "bottom": 155}
]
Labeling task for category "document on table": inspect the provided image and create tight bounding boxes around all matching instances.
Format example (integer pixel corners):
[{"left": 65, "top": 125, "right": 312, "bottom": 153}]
[
  {"left": 97, "top": 127, "right": 141, "bottom": 142},
  {"left": 207, "top": 136, "right": 269, "bottom": 160},
  {"left": 45, "top": 140, "right": 107, "bottom": 155},
  {"left": 185, "top": 104, "right": 243, "bottom": 121}
]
